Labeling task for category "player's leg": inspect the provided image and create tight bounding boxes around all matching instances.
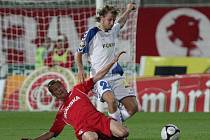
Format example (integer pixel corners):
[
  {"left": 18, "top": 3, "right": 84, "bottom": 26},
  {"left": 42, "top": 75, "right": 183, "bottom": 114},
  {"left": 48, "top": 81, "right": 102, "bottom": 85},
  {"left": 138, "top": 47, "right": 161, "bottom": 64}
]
[
  {"left": 82, "top": 131, "right": 98, "bottom": 140},
  {"left": 120, "top": 96, "right": 138, "bottom": 119},
  {"left": 102, "top": 91, "right": 122, "bottom": 122},
  {"left": 113, "top": 78, "right": 138, "bottom": 121},
  {"left": 102, "top": 91, "right": 118, "bottom": 113},
  {"left": 96, "top": 79, "right": 122, "bottom": 122},
  {"left": 92, "top": 113, "right": 127, "bottom": 140},
  {"left": 110, "top": 119, "right": 129, "bottom": 138}
]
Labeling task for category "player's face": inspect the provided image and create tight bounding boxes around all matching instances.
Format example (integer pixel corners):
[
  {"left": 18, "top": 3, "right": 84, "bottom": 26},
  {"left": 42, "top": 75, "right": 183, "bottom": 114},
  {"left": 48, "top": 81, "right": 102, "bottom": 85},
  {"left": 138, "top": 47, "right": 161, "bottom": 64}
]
[
  {"left": 101, "top": 12, "right": 116, "bottom": 30},
  {"left": 49, "top": 82, "right": 68, "bottom": 100}
]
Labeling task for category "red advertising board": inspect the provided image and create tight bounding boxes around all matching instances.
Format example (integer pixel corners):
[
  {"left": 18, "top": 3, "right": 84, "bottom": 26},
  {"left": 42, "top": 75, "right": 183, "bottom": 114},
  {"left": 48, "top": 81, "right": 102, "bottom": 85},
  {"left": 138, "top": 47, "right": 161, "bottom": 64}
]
[
  {"left": 136, "top": 7, "right": 210, "bottom": 63},
  {"left": 136, "top": 74, "right": 210, "bottom": 112}
]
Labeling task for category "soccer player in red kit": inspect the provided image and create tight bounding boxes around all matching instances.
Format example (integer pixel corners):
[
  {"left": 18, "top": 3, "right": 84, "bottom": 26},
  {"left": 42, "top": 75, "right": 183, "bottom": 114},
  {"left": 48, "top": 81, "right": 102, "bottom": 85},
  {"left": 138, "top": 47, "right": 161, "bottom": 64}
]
[{"left": 22, "top": 51, "right": 128, "bottom": 140}]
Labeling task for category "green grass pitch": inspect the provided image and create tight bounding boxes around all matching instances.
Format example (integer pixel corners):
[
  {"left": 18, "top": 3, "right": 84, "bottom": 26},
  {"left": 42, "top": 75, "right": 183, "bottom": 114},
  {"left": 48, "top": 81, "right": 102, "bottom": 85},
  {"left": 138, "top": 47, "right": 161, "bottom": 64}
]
[{"left": 0, "top": 112, "right": 210, "bottom": 140}]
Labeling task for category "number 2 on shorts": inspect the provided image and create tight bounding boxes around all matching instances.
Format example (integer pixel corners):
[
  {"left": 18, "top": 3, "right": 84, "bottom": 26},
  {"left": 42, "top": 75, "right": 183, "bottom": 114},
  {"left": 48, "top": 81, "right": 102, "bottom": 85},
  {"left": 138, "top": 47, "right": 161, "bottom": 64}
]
[{"left": 99, "top": 80, "right": 111, "bottom": 90}]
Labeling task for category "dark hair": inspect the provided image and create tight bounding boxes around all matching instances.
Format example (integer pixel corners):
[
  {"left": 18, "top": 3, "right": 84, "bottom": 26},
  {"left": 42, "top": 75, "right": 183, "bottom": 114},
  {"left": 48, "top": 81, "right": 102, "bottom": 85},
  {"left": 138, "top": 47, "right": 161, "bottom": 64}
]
[
  {"left": 95, "top": 5, "right": 119, "bottom": 22},
  {"left": 48, "top": 80, "right": 60, "bottom": 92}
]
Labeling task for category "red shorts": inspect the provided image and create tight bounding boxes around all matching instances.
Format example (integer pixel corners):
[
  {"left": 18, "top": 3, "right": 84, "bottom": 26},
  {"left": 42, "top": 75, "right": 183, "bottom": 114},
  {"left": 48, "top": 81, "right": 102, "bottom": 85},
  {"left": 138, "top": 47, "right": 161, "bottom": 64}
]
[{"left": 75, "top": 112, "right": 112, "bottom": 140}]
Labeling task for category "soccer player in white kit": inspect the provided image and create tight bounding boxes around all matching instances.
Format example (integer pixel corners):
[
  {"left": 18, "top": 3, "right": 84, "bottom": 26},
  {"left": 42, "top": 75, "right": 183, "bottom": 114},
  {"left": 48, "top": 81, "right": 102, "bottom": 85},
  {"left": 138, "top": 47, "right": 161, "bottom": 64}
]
[{"left": 75, "top": 3, "right": 138, "bottom": 122}]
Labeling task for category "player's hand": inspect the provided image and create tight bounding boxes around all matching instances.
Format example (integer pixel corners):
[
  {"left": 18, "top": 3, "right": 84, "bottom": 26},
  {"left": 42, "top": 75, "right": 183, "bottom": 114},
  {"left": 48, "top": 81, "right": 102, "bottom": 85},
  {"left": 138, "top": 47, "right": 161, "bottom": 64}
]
[
  {"left": 127, "top": 3, "right": 136, "bottom": 12},
  {"left": 77, "top": 69, "right": 86, "bottom": 83},
  {"left": 113, "top": 51, "right": 126, "bottom": 63}
]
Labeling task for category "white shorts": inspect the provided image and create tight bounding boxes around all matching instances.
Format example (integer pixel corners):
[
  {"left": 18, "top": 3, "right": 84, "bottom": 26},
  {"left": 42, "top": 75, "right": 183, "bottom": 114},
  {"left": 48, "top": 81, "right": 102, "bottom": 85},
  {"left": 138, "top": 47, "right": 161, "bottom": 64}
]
[{"left": 94, "top": 74, "right": 135, "bottom": 102}]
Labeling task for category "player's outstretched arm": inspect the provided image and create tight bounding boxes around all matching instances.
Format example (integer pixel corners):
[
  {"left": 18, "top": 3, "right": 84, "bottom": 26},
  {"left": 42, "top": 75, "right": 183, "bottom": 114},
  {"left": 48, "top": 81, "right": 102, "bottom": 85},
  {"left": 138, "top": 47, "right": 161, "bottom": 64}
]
[
  {"left": 22, "top": 131, "right": 54, "bottom": 140},
  {"left": 75, "top": 51, "right": 86, "bottom": 83},
  {"left": 34, "top": 131, "right": 55, "bottom": 140},
  {"left": 93, "top": 51, "right": 125, "bottom": 83},
  {"left": 117, "top": 3, "right": 136, "bottom": 28}
]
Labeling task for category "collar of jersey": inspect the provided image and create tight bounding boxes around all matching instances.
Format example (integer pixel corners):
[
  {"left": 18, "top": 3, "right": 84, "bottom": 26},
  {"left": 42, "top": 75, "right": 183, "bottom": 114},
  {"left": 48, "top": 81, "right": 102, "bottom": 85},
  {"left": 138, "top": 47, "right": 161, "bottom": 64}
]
[{"left": 97, "top": 25, "right": 110, "bottom": 32}]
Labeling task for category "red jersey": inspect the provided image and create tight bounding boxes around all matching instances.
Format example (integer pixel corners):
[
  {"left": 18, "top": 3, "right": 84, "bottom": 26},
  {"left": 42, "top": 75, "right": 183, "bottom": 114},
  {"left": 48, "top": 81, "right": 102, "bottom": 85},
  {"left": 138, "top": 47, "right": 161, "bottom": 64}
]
[{"left": 49, "top": 78, "right": 111, "bottom": 139}]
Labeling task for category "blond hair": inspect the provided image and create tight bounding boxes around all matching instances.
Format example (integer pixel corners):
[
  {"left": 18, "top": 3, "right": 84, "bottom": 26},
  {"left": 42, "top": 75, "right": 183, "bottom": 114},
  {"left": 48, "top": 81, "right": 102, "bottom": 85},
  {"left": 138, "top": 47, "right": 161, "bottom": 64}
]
[{"left": 95, "top": 5, "right": 119, "bottom": 22}]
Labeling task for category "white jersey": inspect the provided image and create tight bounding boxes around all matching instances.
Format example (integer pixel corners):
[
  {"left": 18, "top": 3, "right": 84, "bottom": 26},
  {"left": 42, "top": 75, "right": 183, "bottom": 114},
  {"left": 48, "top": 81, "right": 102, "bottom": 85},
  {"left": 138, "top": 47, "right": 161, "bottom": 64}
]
[
  {"left": 77, "top": 23, "right": 124, "bottom": 76},
  {"left": 78, "top": 23, "right": 136, "bottom": 102}
]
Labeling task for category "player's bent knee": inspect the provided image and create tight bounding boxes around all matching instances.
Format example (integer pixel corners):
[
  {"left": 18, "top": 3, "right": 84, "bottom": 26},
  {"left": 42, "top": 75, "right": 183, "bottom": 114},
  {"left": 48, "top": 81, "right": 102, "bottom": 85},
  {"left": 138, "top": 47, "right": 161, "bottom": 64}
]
[
  {"left": 110, "top": 120, "right": 129, "bottom": 138},
  {"left": 82, "top": 131, "right": 98, "bottom": 140},
  {"left": 118, "top": 129, "right": 129, "bottom": 138},
  {"left": 125, "top": 129, "right": 129, "bottom": 137},
  {"left": 122, "top": 127, "right": 129, "bottom": 138},
  {"left": 91, "top": 135, "right": 98, "bottom": 140},
  {"left": 89, "top": 137, "right": 98, "bottom": 140}
]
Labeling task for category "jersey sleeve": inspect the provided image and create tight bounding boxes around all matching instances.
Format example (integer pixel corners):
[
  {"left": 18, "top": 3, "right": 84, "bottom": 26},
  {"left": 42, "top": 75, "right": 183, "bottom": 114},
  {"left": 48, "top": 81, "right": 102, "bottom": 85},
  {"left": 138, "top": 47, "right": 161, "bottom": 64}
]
[
  {"left": 111, "top": 23, "right": 121, "bottom": 39},
  {"left": 49, "top": 111, "right": 66, "bottom": 137},
  {"left": 77, "top": 27, "right": 99, "bottom": 54},
  {"left": 77, "top": 31, "right": 88, "bottom": 54},
  {"left": 74, "top": 78, "right": 94, "bottom": 94}
]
